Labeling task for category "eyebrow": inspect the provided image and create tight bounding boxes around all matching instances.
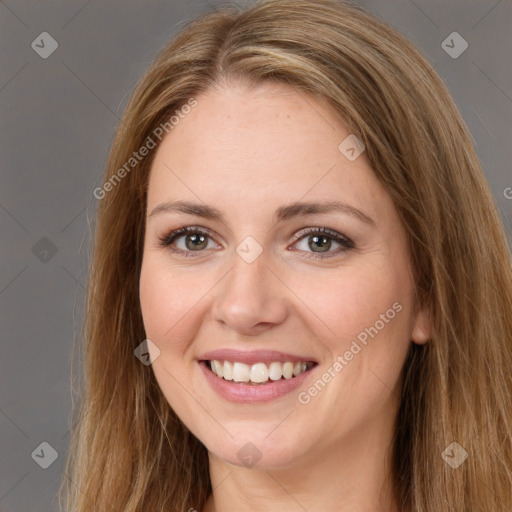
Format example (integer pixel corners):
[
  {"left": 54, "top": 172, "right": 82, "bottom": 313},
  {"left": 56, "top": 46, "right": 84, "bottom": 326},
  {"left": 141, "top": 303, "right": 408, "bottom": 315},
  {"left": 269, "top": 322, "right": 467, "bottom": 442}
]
[{"left": 148, "top": 200, "right": 375, "bottom": 226}]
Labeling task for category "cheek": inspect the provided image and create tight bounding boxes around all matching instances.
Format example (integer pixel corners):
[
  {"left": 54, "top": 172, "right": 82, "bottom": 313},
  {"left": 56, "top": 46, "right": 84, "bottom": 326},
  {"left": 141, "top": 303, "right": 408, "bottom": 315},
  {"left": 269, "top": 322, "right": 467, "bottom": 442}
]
[
  {"left": 139, "top": 259, "right": 209, "bottom": 418},
  {"left": 289, "top": 257, "right": 414, "bottom": 402},
  {"left": 332, "top": 264, "right": 413, "bottom": 398},
  {"left": 292, "top": 261, "right": 411, "bottom": 345},
  {"left": 291, "top": 266, "right": 413, "bottom": 428},
  {"left": 139, "top": 259, "right": 206, "bottom": 352}
]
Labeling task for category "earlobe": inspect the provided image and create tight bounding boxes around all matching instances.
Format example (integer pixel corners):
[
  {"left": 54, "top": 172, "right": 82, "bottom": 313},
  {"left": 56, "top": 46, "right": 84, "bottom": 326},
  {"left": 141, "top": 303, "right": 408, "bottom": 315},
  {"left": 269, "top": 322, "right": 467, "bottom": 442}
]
[{"left": 411, "top": 306, "right": 432, "bottom": 345}]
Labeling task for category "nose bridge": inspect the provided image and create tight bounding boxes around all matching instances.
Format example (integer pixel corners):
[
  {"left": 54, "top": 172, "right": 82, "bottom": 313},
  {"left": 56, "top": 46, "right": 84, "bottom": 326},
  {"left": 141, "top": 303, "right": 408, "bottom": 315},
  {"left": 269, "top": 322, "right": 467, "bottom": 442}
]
[
  {"left": 212, "top": 242, "right": 287, "bottom": 333},
  {"left": 226, "top": 244, "right": 271, "bottom": 307},
  {"left": 231, "top": 252, "right": 265, "bottom": 296}
]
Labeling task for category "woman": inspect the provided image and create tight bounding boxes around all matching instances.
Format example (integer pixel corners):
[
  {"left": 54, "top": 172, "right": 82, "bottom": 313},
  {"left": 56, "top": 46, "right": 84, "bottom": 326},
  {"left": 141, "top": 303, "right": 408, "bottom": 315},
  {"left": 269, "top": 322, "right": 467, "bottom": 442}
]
[{"left": 59, "top": 0, "right": 512, "bottom": 510}]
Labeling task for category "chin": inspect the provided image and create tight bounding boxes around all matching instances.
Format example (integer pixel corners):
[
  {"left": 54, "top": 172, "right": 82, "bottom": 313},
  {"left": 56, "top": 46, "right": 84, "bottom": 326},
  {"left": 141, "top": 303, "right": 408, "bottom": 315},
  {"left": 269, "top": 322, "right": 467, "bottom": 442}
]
[{"left": 200, "top": 428, "right": 311, "bottom": 470}]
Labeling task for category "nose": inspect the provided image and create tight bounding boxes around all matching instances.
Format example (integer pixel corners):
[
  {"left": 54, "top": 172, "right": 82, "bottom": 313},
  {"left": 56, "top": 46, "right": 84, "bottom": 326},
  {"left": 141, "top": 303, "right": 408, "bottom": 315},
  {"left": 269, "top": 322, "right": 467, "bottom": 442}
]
[{"left": 211, "top": 248, "right": 289, "bottom": 337}]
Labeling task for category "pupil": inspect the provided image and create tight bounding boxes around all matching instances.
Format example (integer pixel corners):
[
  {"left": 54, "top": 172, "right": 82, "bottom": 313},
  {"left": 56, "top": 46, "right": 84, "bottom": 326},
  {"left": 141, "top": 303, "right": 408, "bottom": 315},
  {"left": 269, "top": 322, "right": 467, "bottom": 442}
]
[
  {"left": 186, "top": 234, "right": 207, "bottom": 250},
  {"left": 310, "top": 235, "right": 330, "bottom": 252}
]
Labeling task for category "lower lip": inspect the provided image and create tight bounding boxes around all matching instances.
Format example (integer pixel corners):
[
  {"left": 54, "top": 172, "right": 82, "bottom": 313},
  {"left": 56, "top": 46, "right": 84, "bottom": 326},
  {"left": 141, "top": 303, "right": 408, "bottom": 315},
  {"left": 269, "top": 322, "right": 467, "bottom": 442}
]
[{"left": 199, "top": 361, "right": 316, "bottom": 404}]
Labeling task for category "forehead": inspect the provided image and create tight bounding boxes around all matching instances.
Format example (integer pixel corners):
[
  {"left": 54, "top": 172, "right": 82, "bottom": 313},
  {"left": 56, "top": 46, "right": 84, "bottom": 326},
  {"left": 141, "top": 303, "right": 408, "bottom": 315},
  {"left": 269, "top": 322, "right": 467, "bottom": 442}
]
[{"left": 146, "top": 83, "right": 389, "bottom": 224}]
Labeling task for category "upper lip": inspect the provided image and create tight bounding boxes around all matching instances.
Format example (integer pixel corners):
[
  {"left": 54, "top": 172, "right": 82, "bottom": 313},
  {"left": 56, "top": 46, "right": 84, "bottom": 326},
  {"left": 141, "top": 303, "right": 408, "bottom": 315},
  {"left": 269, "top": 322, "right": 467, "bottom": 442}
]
[{"left": 199, "top": 349, "right": 318, "bottom": 366}]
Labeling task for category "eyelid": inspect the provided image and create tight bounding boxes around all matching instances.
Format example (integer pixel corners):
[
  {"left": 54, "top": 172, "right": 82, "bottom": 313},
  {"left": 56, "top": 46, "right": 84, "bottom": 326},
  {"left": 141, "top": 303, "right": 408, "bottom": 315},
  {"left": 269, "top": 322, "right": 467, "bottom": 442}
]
[
  {"left": 293, "top": 226, "right": 352, "bottom": 243},
  {"left": 158, "top": 225, "right": 220, "bottom": 248}
]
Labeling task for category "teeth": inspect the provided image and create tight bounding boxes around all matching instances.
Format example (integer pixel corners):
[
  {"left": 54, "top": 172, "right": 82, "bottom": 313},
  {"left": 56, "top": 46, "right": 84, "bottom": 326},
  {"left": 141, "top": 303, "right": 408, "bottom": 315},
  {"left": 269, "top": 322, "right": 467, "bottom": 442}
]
[
  {"left": 209, "top": 360, "right": 312, "bottom": 383},
  {"left": 212, "top": 360, "right": 224, "bottom": 378},
  {"left": 268, "top": 361, "right": 283, "bottom": 381},
  {"left": 223, "top": 361, "right": 233, "bottom": 380},
  {"left": 282, "top": 362, "right": 294, "bottom": 379},
  {"left": 250, "top": 363, "right": 269, "bottom": 383},
  {"left": 233, "top": 362, "right": 250, "bottom": 382}
]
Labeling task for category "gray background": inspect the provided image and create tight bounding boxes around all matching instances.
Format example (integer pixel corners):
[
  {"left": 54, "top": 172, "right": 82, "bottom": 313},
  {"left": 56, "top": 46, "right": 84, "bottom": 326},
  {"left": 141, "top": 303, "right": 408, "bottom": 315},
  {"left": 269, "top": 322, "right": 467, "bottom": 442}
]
[{"left": 1, "top": 0, "right": 511, "bottom": 510}]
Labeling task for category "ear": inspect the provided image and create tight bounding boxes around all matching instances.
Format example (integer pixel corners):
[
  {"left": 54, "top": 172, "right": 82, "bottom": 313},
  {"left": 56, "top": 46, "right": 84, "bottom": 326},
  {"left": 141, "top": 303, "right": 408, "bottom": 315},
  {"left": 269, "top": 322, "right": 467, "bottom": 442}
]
[{"left": 411, "top": 305, "right": 432, "bottom": 345}]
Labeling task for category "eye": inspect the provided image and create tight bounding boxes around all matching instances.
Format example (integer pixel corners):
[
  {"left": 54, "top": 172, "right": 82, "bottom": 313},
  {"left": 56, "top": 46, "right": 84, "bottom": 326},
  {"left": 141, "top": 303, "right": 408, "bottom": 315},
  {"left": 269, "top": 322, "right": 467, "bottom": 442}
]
[
  {"left": 158, "top": 226, "right": 219, "bottom": 256},
  {"left": 291, "top": 227, "right": 354, "bottom": 259},
  {"left": 157, "top": 225, "right": 354, "bottom": 260}
]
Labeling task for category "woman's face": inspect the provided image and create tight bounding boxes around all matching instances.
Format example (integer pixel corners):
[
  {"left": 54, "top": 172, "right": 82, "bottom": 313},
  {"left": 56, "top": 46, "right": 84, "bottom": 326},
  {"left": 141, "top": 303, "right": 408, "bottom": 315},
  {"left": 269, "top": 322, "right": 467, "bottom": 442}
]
[{"left": 139, "top": 82, "right": 430, "bottom": 469}]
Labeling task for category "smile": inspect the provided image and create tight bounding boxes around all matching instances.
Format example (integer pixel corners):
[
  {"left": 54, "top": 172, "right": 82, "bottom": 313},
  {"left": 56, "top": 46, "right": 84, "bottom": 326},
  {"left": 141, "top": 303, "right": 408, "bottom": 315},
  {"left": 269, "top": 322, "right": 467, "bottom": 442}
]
[{"left": 207, "top": 360, "right": 315, "bottom": 384}]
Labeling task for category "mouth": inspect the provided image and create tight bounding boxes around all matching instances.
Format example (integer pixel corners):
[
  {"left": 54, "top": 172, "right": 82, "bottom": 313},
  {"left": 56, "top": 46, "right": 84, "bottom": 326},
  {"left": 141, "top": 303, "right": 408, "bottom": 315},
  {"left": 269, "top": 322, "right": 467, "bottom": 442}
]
[
  {"left": 198, "top": 349, "right": 319, "bottom": 403},
  {"left": 202, "top": 359, "right": 317, "bottom": 385}
]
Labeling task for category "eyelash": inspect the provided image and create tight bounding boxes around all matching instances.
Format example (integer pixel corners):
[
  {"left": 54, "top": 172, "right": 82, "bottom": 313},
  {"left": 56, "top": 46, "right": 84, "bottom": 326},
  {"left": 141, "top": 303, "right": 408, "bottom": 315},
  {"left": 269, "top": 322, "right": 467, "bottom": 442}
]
[{"left": 157, "top": 225, "right": 355, "bottom": 260}]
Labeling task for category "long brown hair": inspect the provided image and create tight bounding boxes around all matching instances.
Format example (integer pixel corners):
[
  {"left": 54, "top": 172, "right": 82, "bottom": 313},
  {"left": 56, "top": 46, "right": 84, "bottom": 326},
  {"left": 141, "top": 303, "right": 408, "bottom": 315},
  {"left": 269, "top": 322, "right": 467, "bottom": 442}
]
[{"left": 59, "top": 1, "right": 512, "bottom": 510}]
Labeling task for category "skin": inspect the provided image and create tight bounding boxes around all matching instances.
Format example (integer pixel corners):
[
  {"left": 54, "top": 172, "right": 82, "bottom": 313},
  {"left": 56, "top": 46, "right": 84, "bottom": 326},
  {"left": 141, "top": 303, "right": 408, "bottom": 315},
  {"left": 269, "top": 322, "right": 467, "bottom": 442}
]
[{"left": 139, "top": 80, "right": 431, "bottom": 512}]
